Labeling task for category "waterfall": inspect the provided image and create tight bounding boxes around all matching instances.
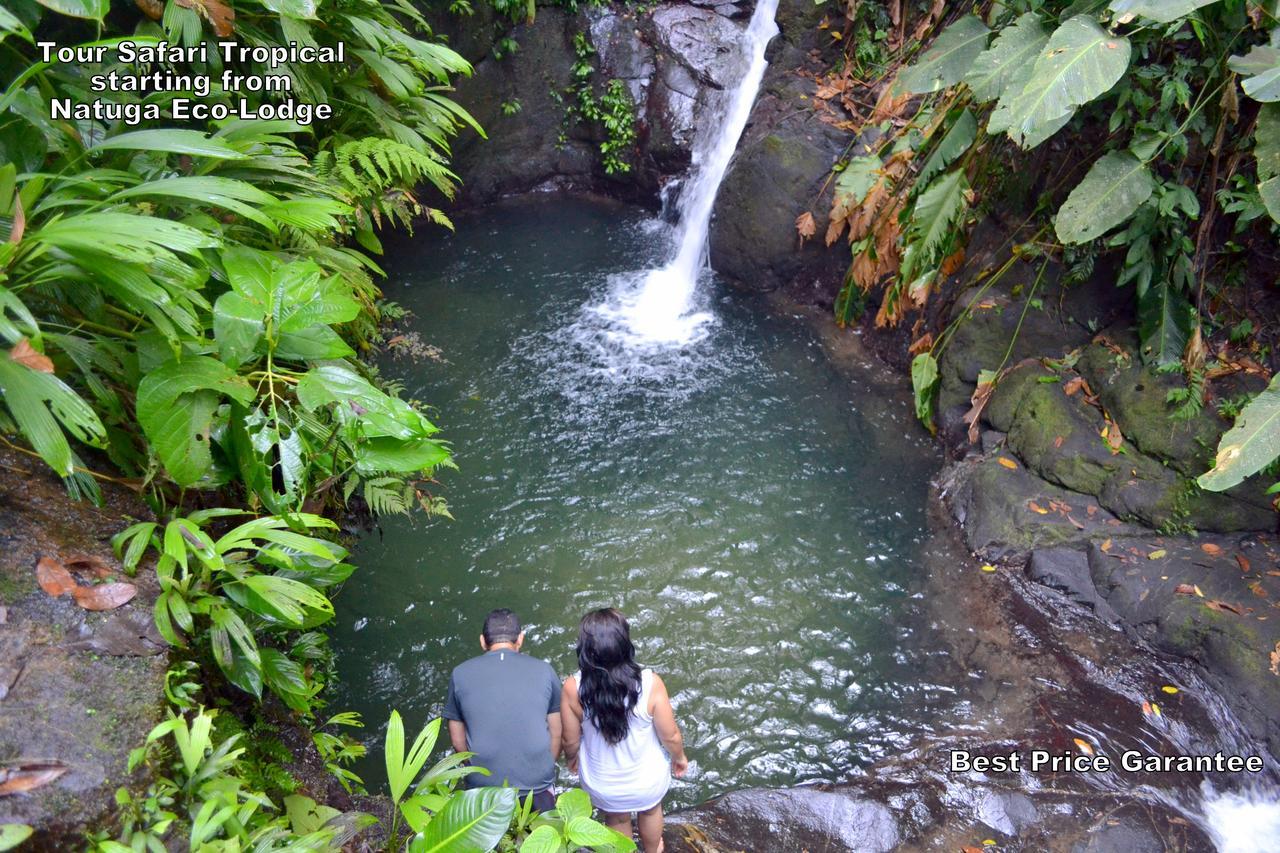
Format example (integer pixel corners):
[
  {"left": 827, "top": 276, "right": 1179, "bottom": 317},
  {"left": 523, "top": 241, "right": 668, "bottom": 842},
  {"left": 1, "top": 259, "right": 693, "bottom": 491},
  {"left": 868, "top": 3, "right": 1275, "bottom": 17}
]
[{"left": 593, "top": 0, "right": 780, "bottom": 348}]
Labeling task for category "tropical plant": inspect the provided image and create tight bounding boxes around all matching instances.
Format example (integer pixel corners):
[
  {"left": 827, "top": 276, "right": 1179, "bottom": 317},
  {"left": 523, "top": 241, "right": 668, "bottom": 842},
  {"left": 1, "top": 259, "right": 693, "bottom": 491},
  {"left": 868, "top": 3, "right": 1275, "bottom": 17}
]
[
  {"left": 506, "top": 789, "right": 637, "bottom": 853},
  {"left": 112, "top": 509, "right": 351, "bottom": 711},
  {"left": 91, "top": 707, "right": 374, "bottom": 852},
  {"left": 0, "top": 0, "right": 470, "bottom": 519},
  {"left": 809, "top": 1, "right": 1280, "bottom": 437}
]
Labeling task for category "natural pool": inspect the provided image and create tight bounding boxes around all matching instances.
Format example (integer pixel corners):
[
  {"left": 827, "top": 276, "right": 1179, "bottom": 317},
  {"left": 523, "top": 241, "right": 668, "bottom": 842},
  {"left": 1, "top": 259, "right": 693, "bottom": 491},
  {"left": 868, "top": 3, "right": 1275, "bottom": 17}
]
[{"left": 329, "top": 196, "right": 958, "bottom": 806}]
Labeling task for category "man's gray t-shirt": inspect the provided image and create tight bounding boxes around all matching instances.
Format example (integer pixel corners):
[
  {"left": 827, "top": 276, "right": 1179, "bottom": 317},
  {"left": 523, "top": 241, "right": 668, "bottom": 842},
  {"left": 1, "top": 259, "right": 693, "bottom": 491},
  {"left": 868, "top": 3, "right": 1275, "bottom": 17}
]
[{"left": 442, "top": 650, "right": 561, "bottom": 792}]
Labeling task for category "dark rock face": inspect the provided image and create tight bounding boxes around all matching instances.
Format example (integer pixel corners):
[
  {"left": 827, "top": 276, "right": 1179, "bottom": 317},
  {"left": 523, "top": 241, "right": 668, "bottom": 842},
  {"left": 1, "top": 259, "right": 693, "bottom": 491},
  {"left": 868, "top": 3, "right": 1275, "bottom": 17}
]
[
  {"left": 1086, "top": 534, "right": 1280, "bottom": 761},
  {"left": 0, "top": 446, "right": 166, "bottom": 845},
  {"left": 443, "top": 0, "right": 852, "bottom": 301}
]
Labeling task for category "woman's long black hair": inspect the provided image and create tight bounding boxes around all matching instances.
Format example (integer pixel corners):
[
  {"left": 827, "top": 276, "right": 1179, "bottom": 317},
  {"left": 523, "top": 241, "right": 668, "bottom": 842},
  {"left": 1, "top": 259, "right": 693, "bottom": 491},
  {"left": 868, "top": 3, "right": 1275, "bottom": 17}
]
[{"left": 576, "top": 608, "right": 642, "bottom": 745}]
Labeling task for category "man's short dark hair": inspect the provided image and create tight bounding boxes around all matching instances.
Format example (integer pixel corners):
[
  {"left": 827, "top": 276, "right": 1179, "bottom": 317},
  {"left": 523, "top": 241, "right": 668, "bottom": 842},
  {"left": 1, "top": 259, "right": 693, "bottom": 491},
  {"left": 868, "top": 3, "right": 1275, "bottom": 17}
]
[{"left": 483, "top": 609, "right": 521, "bottom": 645}]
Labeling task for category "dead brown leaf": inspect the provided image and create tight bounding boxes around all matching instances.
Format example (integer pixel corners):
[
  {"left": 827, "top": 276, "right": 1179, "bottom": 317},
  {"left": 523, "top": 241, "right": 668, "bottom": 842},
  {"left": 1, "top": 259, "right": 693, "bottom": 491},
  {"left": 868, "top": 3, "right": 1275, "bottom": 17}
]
[
  {"left": 36, "top": 557, "right": 78, "bottom": 597},
  {"left": 1028, "top": 500, "right": 1049, "bottom": 515},
  {"left": 963, "top": 377, "right": 996, "bottom": 444},
  {"left": 940, "top": 248, "right": 966, "bottom": 277},
  {"left": 9, "top": 339, "right": 53, "bottom": 373},
  {"left": 908, "top": 333, "right": 934, "bottom": 356},
  {"left": 1063, "top": 376, "right": 1085, "bottom": 396},
  {"left": 1200, "top": 543, "right": 1222, "bottom": 556},
  {"left": 1205, "top": 599, "right": 1244, "bottom": 615},
  {"left": 0, "top": 760, "right": 68, "bottom": 796},
  {"left": 176, "top": 0, "right": 235, "bottom": 37},
  {"left": 65, "top": 554, "right": 112, "bottom": 579},
  {"left": 997, "top": 457, "right": 1018, "bottom": 470},
  {"left": 1053, "top": 435, "right": 1065, "bottom": 448},
  {"left": 795, "top": 211, "right": 817, "bottom": 246},
  {"left": 1249, "top": 581, "right": 1268, "bottom": 598},
  {"left": 1271, "top": 642, "right": 1279, "bottom": 677},
  {"left": 1175, "top": 583, "right": 1203, "bottom": 597},
  {"left": 135, "top": 0, "right": 164, "bottom": 18},
  {"left": 72, "top": 582, "right": 137, "bottom": 611},
  {"left": 1237, "top": 554, "right": 1252, "bottom": 573}
]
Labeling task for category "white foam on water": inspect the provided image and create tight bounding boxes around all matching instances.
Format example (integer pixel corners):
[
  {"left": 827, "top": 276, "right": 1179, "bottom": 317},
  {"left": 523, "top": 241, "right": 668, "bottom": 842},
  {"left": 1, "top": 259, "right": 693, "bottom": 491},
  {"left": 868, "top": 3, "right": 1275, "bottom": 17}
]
[
  {"left": 1201, "top": 784, "right": 1280, "bottom": 852},
  {"left": 583, "top": 0, "right": 781, "bottom": 351}
]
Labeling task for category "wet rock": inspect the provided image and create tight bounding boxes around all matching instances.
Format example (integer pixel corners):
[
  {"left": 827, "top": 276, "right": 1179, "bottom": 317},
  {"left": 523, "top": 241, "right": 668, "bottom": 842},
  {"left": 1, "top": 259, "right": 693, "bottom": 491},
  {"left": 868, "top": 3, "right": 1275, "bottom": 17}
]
[
  {"left": 0, "top": 447, "right": 165, "bottom": 844},
  {"left": 666, "top": 785, "right": 901, "bottom": 851},
  {"left": 1027, "top": 547, "right": 1119, "bottom": 622},
  {"left": 1087, "top": 533, "right": 1280, "bottom": 760},
  {"left": 650, "top": 5, "right": 743, "bottom": 89},
  {"left": 942, "top": 454, "right": 1145, "bottom": 562}
]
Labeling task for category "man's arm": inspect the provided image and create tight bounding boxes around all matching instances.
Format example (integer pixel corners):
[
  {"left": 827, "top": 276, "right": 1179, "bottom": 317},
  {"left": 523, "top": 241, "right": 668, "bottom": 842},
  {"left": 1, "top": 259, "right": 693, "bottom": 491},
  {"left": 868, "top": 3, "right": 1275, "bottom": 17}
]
[
  {"left": 448, "top": 719, "right": 469, "bottom": 754},
  {"left": 547, "top": 712, "right": 562, "bottom": 761}
]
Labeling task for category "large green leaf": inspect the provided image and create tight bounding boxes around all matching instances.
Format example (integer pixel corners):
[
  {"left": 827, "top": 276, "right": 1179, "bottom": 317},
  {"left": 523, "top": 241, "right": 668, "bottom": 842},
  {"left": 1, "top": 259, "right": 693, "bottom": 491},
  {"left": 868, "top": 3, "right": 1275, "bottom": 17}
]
[
  {"left": 1261, "top": 177, "right": 1280, "bottom": 224},
  {"left": 136, "top": 357, "right": 254, "bottom": 486},
  {"left": 35, "top": 0, "right": 107, "bottom": 20},
  {"left": 36, "top": 212, "right": 218, "bottom": 264},
  {"left": 0, "top": 357, "right": 105, "bottom": 477},
  {"left": 411, "top": 787, "right": 517, "bottom": 853},
  {"left": 213, "top": 292, "right": 265, "bottom": 367},
  {"left": 964, "top": 13, "right": 1049, "bottom": 102},
  {"left": 90, "top": 129, "right": 247, "bottom": 159},
  {"left": 996, "top": 16, "right": 1131, "bottom": 149},
  {"left": 916, "top": 110, "right": 976, "bottom": 188},
  {"left": 909, "top": 168, "right": 971, "bottom": 262},
  {"left": 0, "top": 823, "right": 33, "bottom": 851},
  {"left": 1230, "top": 46, "right": 1280, "bottom": 103},
  {"left": 224, "top": 574, "right": 333, "bottom": 627},
  {"left": 1199, "top": 373, "right": 1280, "bottom": 491},
  {"left": 1109, "top": 0, "right": 1221, "bottom": 22},
  {"left": 1137, "top": 281, "right": 1193, "bottom": 367},
  {"left": 911, "top": 352, "right": 939, "bottom": 428},
  {"left": 899, "top": 15, "right": 990, "bottom": 95},
  {"left": 1256, "top": 104, "right": 1280, "bottom": 182},
  {"left": 517, "top": 825, "right": 562, "bottom": 853},
  {"left": 1054, "top": 151, "right": 1154, "bottom": 243},
  {"left": 111, "top": 177, "right": 278, "bottom": 231},
  {"left": 385, "top": 713, "right": 439, "bottom": 803}
]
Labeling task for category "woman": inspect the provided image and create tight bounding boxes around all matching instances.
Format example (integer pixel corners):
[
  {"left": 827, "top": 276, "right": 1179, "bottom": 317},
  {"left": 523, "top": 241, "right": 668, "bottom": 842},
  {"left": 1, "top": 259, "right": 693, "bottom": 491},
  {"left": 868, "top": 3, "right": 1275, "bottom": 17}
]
[{"left": 561, "top": 608, "right": 688, "bottom": 852}]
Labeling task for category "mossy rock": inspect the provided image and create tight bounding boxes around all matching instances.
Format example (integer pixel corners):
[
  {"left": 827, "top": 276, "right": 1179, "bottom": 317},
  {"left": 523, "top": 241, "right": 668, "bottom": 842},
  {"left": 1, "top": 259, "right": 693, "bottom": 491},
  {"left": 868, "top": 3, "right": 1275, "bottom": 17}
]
[
  {"left": 1077, "top": 340, "right": 1225, "bottom": 476},
  {"left": 1006, "top": 380, "right": 1119, "bottom": 496}
]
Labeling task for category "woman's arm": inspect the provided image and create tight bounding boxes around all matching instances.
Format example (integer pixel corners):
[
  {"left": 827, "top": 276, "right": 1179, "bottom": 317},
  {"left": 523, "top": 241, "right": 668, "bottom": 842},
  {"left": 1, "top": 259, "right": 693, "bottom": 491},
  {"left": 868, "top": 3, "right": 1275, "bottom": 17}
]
[
  {"left": 649, "top": 674, "right": 688, "bottom": 777},
  {"left": 560, "top": 676, "right": 583, "bottom": 773}
]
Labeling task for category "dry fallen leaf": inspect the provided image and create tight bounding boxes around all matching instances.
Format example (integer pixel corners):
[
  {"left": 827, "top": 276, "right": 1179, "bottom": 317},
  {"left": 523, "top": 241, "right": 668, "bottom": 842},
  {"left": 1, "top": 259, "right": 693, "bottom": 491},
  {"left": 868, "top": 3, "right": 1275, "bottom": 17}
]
[
  {"left": 176, "top": 0, "right": 235, "bottom": 37},
  {"left": 36, "top": 557, "right": 78, "bottom": 597},
  {"left": 9, "top": 338, "right": 54, "bottom": 373},
  {"left": 1028, "top": 501, "right": 1049, "bottom": 515},
  {"left": 72, "top": 582, "right": 137, "bottom": 611},
  {"left": 1237, "top": 555, "right": 1252, "bottom": 573},
  {"left": 981, "top": 564, "right": 997, "bottom": 573},
  {"left": 65, "top": 554, "right": 112, "bottom": 579},
  {"left": 795, "top": 211, "right": 817, "bottom": 245},
  {"left": 1148, "top": 549, "right": 1167, "bottom": 560},
  {"left": 1270, "top": 642, "right": 1279, "bottom": 677},
  {"left": 1200, "top": 543, "right": 1222, "bottom": 556},
  {"left": 1063, "top": 376, "right": 1085, "bottom": 396},
  {"left": 1101, "top": 538, "right": 1112, "bottom": 552},
  {"left": 1204, "top": 599, "right": 1243, "bottom": 615},
  {"left": 1161, "top": 685, "right": 1179, "bottom": 694},
  {"left": 1175, "top": 583, "right": 1204, "bottom": 597},
  {"left": 1073, "top": 738, "right": 1095, "bottom": 756},
  {"left": 1248, "top": 581, "right": 1267, "bottom": 599},
  {"left": 997, "top": 457, "right": 1018, "bottom": 470},
  {"left": 0, "top": 760, "right": 68, "bottom": 796}
]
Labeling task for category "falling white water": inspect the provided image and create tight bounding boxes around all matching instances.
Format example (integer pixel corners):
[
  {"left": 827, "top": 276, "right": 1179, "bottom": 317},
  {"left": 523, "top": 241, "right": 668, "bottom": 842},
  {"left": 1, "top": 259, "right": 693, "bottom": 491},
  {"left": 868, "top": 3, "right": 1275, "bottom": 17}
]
[
  {"left": 1202, "top": 784, "right": 1280, "bottom": 852},
  {"left": 591, "top": 0, "right": 781, "bottom": 349}
]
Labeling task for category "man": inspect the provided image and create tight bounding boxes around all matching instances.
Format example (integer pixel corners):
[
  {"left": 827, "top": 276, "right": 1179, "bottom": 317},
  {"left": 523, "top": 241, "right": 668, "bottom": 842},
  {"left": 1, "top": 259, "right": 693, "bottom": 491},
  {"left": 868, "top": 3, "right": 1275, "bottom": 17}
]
[{"left": 443, "top": 608, "right": 562, "bottom": 811}]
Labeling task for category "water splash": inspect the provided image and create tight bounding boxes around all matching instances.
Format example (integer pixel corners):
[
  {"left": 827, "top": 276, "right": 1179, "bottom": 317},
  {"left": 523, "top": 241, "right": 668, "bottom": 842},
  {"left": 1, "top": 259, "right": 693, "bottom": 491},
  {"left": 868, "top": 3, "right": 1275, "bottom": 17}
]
[
  {"left": 588, "top": 0, "right": 781, "bottom": 349},
  {"left": 1202, "top": 784, "right": 1280, "bottom": 852}
]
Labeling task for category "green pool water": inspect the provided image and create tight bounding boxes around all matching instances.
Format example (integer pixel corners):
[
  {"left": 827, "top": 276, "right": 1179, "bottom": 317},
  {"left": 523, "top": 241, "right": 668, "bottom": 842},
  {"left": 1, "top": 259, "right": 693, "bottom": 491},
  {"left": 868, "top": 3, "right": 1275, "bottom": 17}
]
[{"left": 329, "top": 196, "right": 955, "bottom": 806}]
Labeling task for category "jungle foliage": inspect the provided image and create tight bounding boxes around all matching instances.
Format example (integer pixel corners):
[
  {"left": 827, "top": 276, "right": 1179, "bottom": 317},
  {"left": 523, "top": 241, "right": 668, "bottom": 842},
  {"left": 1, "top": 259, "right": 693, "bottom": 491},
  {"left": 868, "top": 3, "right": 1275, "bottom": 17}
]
[
  {"left": 0, "top": 0, "right": 471, "bottom": 519},
  {"left": 808, "top": 0, "right": 1280, "bottom": 491}
]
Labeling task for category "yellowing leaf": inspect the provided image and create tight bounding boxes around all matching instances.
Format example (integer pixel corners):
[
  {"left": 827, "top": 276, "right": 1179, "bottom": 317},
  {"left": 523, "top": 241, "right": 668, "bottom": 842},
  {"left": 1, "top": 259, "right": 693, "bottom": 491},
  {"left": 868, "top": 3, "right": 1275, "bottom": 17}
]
[
  {"left": 1148, "top": 549, "right": 1167, "bottom": 560},
  {"left": 1161, "top": 685, "right": 1179, "bottom": 694},
  {"left": 981, "top": 564, "right": 997, "bottom": 573},
  {"left": 1027, "top": 500, "right": 1049, "bottom": 514},
  {"left": 1073, "top": 738, "right": 1094, "bottom": 755},
  {"left": 997, "top": 457, "right": 1018, "bottom": 469}
]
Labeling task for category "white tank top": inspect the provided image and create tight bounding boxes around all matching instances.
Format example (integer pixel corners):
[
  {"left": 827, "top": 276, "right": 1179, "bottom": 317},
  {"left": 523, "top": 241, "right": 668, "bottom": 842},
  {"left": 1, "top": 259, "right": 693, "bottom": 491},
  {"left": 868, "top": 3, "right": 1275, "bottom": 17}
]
[{"left": 573, "top": 668, "right": 671, "bottom": 813}]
